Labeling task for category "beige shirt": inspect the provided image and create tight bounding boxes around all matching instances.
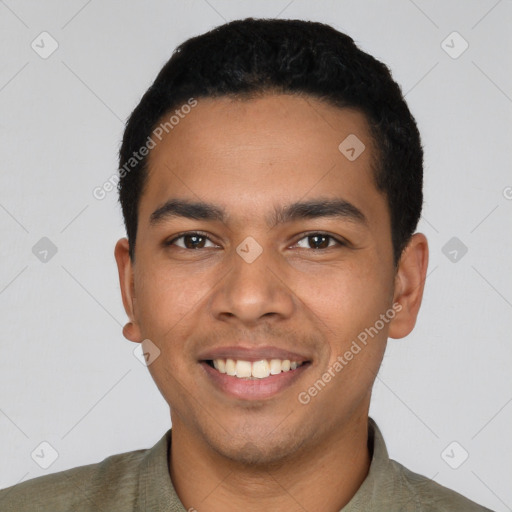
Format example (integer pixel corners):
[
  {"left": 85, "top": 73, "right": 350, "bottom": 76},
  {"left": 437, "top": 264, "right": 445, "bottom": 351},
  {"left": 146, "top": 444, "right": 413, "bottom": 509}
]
[{"left": 0, "top": 418, "right": 493, "bottom": 511}]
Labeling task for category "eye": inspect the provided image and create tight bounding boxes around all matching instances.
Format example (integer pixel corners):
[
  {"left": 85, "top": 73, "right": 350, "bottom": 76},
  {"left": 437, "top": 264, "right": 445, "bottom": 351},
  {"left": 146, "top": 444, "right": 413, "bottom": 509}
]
[
  {"left": 165, "top": 231, "right": 345, "bottom": 251},
  {"left": 165, "top": 232, "right": 217, "bottom": 250},
  {"left": 294, "top": 232, "right": 344, "bottom": 250}
]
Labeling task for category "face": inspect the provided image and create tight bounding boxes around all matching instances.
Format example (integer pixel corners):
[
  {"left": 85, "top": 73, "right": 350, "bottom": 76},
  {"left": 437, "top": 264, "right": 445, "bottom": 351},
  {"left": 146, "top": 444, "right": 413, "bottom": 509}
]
[{"left": 115, "top": 94, "right": 427, "bottom": 465}]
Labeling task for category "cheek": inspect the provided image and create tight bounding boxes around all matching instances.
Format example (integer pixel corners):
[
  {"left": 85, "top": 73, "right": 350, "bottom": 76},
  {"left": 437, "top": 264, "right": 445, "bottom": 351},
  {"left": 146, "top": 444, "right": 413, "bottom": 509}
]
[
  {"left": 134, "top": 265, "right": 201, "bottom": 401},
  {"left": 133, "top": 261, "right": 205, "bottom": 336},
  {"left": 293, "top": 257, "right": 392, "bottom": 330},
  {"left": 291, "top": 259, "right": 393, "bottom": 389}
]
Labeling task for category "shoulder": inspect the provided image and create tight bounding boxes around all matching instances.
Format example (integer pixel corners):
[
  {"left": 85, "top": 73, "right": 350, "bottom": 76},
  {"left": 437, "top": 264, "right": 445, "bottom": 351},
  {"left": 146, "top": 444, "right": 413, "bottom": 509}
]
[
  {"left": 388, "top": 459, "right": 494, "bottom": 511},
  {"left": 0, "top": 447, "right": 149, "bottom": 512}
]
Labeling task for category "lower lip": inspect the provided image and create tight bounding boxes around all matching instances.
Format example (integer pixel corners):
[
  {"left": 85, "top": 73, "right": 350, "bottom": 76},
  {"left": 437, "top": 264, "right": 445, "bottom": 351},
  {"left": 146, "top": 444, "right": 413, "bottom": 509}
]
[{"left": 200, "top": 361, "right": 310, "bottom": 400}]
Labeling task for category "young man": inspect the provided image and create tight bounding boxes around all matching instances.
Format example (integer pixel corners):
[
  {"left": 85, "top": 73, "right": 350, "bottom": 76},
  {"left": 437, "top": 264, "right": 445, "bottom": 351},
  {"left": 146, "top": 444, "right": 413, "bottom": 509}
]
[{"left": 0, "top": 18, "right": 493, "bottom": 512}]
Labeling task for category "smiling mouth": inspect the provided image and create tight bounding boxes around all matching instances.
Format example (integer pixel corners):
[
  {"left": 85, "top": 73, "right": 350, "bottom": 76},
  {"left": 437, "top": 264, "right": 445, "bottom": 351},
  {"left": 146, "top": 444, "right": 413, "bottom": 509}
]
[{"left": 203, "top": 358, "right": 310, "bottom": 379}]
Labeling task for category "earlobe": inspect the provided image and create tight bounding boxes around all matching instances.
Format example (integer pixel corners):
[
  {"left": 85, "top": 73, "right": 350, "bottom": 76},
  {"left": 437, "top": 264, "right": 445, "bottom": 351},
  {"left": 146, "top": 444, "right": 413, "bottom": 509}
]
[
  {"left": 123, "top": 321, "right": 141, "bottom": 342},
  {"left": 388, "top": 233, "right": 429, "bottom": 340},
  {"left": 114, "top": 238, "right": 143, "bottom": 343}
]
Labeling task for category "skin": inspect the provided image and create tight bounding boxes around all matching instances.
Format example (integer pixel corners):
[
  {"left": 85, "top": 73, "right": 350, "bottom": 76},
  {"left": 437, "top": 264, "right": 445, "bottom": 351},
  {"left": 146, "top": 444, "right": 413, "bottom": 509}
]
[{"left": 115, "top": 94, "right": 428, "bottom": 511}]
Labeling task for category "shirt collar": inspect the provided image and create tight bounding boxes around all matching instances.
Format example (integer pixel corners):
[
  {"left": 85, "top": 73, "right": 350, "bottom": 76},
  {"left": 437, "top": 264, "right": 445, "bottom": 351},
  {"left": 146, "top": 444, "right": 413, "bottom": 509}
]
[
  {"left": 341, "top": 417, "right": 394, "bottom": 510},
  {"left": 135, "top": 428, "right": 183, "bottom": 511},
  {"left": 136, "top": 417, "right": 401, "bottom": 512}
]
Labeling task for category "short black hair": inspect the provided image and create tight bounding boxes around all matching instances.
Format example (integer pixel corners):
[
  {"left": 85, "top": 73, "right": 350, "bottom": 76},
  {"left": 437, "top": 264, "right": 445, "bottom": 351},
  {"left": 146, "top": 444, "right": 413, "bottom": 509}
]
[{"left": 118, "top": 17, "right": 423, "bottom": 265}]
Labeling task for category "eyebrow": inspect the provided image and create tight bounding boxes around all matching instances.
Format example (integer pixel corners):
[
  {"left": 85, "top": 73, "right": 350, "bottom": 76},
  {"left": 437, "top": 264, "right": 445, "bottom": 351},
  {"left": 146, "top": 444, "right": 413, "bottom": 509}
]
[{"left": 149, "top": 197, "right": 367, "bottom": 228}]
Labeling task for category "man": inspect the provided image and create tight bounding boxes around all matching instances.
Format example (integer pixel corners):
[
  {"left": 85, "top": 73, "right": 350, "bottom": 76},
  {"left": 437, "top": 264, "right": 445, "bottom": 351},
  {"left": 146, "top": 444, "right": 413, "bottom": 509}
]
[{"left": 0, "top": 17, "right": 493, "bottom": 512}]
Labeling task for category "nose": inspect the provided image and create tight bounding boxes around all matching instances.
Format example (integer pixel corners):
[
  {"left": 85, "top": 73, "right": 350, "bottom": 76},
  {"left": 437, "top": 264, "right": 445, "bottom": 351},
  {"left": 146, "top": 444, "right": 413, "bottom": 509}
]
[{"left": 209, "top": 239, "right": 295, "bottom": 326}]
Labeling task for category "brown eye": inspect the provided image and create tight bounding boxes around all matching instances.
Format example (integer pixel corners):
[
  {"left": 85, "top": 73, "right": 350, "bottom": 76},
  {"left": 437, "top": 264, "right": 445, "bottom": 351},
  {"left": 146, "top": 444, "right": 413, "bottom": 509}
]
[
  {"left": 166, "top": 232, "right": 216, "bottom": 249},
  {"left": 295, "top": 233, "right": 342, "bottom": 250}
]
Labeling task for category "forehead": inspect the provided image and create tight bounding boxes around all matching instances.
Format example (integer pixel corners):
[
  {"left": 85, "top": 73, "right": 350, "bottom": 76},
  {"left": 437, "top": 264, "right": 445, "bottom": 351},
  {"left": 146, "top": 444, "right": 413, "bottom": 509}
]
[{"left": 140, "top": 94, "right": 386, "bottom": 229}]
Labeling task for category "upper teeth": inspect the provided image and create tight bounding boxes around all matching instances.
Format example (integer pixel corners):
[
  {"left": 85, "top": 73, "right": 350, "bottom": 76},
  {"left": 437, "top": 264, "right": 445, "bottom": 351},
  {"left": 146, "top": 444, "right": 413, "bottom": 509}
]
[{"left": 212, "top": 358, "right": 303, "bottom": 379}]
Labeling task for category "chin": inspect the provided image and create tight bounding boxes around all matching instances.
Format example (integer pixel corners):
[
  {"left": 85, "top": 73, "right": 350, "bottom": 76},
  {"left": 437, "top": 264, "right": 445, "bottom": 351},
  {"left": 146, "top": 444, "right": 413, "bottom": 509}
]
[
  {"left": 206, "top": 424, "right": 309, "bottom": 469},
  {"left": 219, "top": 439, "right": 295, "bottom": 468}
]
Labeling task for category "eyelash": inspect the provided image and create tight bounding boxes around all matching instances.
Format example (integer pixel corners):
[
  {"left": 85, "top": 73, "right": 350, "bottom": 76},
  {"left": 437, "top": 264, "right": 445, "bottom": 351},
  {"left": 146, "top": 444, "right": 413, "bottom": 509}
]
[{"left": 165, "top": 231, "right": 346, "bottom": 250}]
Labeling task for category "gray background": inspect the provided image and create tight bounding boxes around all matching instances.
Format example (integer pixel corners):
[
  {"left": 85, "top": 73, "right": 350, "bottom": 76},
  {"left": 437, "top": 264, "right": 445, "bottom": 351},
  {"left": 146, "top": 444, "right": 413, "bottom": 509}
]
[{"left": 0, "top": 0, "right": 511, "bottom": 510}]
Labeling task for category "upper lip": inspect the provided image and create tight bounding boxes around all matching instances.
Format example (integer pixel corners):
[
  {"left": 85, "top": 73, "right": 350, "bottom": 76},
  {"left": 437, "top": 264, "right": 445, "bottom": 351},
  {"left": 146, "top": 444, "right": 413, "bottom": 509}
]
[{"left": 198, "top": 345, "right": 311, "bottom": 363}]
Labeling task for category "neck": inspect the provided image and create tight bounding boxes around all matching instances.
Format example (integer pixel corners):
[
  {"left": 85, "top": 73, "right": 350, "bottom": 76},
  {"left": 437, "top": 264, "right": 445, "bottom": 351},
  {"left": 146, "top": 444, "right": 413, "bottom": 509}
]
[{"left": 168, "top": 414, "right": 371, "bottom": 512}]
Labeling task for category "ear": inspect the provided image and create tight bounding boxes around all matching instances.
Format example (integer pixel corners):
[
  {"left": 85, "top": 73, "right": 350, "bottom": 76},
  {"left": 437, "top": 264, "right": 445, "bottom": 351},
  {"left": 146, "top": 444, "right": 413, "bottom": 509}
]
[
  {"left": 114, "top": 238, "right": 143, "bottom": 343},
  {"left": 388, "top": 233, "right": 429, "bottom": 339}
]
